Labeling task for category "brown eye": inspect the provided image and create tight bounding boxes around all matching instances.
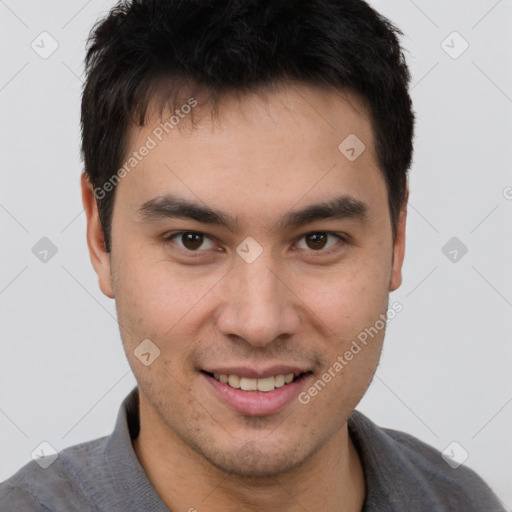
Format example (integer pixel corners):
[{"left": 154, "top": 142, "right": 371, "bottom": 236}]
[
  {"left": 164, "top": 231, "right": 215, "bottom": 252},
  {"left": 296, "top": 232, "right": 344, "bottom": 252},
  {"left": 181, "top": 232, "right": 204, "bottom": 250},
  {"left": 305, "top": 233, "right": 327, "bottom": 250}
]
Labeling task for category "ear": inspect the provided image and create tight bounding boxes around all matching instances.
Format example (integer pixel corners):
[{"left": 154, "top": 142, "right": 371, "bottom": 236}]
[
  {"left": 389, "top": 186, "right": 408, "bottom": 292},
  {"left": 80, "top": 172, "right": 115, "bottom": 299}
]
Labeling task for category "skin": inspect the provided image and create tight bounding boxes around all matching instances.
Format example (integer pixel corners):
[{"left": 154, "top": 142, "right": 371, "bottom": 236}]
[{"left": 81, "top": 82, "right": 407, "bottom": 512}]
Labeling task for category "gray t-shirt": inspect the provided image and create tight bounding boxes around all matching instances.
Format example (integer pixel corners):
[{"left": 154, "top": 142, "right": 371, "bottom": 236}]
[{"left": 0, "top": 387, "right": 506, "bottom": 511}]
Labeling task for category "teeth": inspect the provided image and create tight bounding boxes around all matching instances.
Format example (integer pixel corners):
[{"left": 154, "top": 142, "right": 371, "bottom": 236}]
[
  {"left": 228, "top": 375, "right": 241, "bottom": 388},
  {"left": 274, "top": 374, "right": 285, "bottom": 388},
  {"left": 257, "top": 376, "right": 275, "bottom": 392},
  {"left": 212, "top": 372, "right": 301, "bottom": 392},
  {"left": 240, "top": 377, "right": 258, "bottom": 391}
]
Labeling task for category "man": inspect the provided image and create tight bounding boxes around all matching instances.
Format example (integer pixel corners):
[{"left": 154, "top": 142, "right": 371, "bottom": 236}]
[{"left": 0, "top": 0, "right": 506, "bottom": 510}]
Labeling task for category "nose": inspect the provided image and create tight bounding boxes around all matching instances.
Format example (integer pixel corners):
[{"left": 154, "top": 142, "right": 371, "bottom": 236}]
[{"left": 215, "top": 254, "right": 301, "bottom": 348}]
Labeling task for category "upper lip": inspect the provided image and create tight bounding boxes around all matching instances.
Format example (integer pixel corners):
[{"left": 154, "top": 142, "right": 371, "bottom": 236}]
[{"left": 202, "top": 366, "right": 311, "bottom": 379}]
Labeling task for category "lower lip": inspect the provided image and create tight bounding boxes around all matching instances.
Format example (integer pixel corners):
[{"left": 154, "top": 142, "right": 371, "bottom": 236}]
[{"left": 202, "top": 372, "right": 313, "bottom": 416}]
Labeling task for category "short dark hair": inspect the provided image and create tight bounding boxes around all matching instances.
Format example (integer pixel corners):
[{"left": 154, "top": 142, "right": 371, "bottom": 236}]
[{"left": 81, "top": 0, "right": 414, "bottom": 253}]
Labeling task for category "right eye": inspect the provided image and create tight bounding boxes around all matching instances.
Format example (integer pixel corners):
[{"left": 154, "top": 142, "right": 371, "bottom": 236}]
[{"left": 162, "top": 231, "right": 217, "bottom": 253}]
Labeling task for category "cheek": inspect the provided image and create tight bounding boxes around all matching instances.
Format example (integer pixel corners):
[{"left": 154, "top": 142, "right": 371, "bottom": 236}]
[
  {"left": 112, "top": 262, "right": 200, "bottom": 390},
  {"left": 112, "top": 252, "right": 218, "bottom": 350},
  {"left": 297, "top": 258, "right": 391, "bottom": 342},
  {"left": 297, "top": 265, "right": 389, "bottom": 410}
]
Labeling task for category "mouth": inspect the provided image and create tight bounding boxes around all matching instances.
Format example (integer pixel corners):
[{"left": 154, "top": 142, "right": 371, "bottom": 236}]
[
  {"left": 200, "top": 369, "right": 314, "bottom": 416},
  {"left": 201, "top": 370, "right": 311, "bottom": 393}
]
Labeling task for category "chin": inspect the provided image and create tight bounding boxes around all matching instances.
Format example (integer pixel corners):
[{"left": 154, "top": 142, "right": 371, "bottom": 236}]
[
  {"left": 206, "top": 451, "right": 305, "bottom": 479},
  {"left": 190, "top": 435, "right": 316, "bottom": 479}
]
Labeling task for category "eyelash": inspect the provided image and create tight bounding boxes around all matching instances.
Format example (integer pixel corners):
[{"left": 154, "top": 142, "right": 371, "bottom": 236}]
[{"left": 161, "top": 230, "right": 348, "bottom": 256}]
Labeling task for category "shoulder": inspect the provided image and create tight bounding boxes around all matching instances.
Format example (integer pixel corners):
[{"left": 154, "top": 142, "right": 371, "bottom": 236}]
[
  {"left": 0, "top": 436, "right": 108, "bottom": 512},
  {"left": 384, "top": 426, "right": 504, "bottom": 509},
  {"left": 348, "top": 410, "right": 506, "bottom": 511}
]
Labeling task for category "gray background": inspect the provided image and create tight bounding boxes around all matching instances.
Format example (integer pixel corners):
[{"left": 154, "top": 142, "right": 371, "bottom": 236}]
[{"left": 1, "top": 0, "right": 511, "bottom": 508}]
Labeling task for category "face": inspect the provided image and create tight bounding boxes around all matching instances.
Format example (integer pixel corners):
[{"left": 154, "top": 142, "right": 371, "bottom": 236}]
[{"left": 83, "top": 82, "right": 406, "bottom": 478}]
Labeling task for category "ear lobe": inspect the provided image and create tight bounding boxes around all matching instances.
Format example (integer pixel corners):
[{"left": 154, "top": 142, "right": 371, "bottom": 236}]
[
  {"left": 389, "top": 188, "right": 408, "bottom": 292},
  {"left": 80, "top": 173, "right": 115, "bottom": 299}
]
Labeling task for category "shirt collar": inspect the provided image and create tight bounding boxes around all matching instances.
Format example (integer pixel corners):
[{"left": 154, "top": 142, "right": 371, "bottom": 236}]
[{"left": 104, "top": 386, "right": 171, "bottom": 511}]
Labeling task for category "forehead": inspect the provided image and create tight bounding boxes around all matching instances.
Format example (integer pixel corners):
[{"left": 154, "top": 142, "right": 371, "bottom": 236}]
[{"left": 116, "top": 83, "right": 385, "bottom": 228}]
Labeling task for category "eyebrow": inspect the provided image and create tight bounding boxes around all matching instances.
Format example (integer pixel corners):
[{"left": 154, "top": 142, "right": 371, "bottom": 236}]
[{"left": 136, "top": 193, "right": 368, "bottom": 232}]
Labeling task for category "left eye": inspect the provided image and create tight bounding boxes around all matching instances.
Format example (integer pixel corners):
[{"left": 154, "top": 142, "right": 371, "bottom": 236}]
[
  {"left": 164, "top": 231, "right": 216, "bottom": 252},
  {"left": 295, "top": 232, "right": 344, "bottom": 252}
]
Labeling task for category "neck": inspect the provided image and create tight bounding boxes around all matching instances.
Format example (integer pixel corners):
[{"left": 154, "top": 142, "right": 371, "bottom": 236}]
[{"left": 133, "top": 395, "right": 366, "bottom": 512}]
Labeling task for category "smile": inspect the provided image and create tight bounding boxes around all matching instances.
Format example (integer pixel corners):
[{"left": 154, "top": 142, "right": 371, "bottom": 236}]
[
  {"left": 205, "top": 372, "right": 306, "bottom": 392},
  {"left": 201, "top": 370, "right": 314, "bottom": 415}
]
